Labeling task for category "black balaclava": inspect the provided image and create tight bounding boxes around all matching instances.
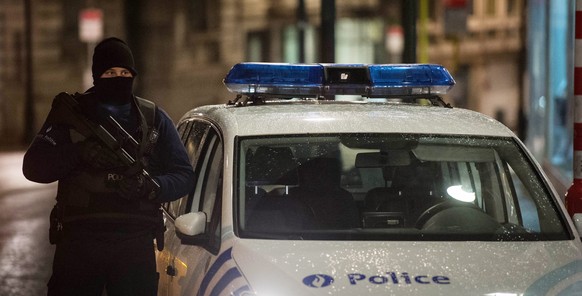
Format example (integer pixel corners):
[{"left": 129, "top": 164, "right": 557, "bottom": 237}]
[{"left": 91, "top": 37, "right": 138, "bottom": 105}]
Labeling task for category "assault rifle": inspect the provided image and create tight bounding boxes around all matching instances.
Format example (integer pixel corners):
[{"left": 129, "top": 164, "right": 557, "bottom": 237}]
[{"left": 47, "top": 92, "right": 160, "bottom": 198}]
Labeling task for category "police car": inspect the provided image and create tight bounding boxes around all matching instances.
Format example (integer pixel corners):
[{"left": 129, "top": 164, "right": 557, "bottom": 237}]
[{"left": 156, "top": 63, "right": 582, "bottom": 295}]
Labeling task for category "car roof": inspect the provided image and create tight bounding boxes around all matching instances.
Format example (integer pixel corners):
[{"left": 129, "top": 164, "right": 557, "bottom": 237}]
[{"left": 180, "top": 100, "right": 515, "bottom": 138}]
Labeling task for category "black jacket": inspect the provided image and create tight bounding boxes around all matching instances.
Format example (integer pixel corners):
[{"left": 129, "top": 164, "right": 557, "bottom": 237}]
[{"left": 22, "top": 92, "right": 195, "bottom": 225}]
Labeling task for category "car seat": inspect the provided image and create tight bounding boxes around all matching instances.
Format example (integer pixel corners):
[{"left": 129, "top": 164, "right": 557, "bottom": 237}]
[
  {"left": 291, "top": 157, "right": 359, "bottom": 229},
  {"left": 245, "top": 146, "right": 312, "bottom": 232}
]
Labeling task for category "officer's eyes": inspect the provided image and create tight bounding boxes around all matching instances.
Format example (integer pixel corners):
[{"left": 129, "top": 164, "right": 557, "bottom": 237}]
[{"left": 102, "top": 70, "right": 132, "bottom": 77}]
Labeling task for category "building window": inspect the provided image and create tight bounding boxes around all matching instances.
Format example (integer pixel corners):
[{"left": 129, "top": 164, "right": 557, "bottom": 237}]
[
  {"left": 282, "top": 24, "right": 317, "bottom": 63},
  {"left": 188, "top": 0, "right": 220, "bottom": 32},
  {"left": 247, "top": 31, "right": 269, "bottom": 62}
]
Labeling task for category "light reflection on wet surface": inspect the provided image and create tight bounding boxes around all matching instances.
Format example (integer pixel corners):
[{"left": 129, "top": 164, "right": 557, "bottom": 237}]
[{"left": 0, "top": 151, "right": 56, "bottom": 296}]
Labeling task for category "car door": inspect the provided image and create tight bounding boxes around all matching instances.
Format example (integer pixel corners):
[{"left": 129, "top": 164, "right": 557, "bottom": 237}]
[
  {"left": 157, "top": 119, "right": 208, "bottom": 295},
  {"left": 161, "top": 120, "right": 223, "bottom": 296}
]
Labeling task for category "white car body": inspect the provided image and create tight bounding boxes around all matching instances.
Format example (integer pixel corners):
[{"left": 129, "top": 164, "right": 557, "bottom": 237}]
[{"left": 156, "top": 64, "right": 582, "bottom": 296}]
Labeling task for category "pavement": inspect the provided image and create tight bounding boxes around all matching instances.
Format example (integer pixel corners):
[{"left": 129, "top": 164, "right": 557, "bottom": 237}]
[{"left": 0, "top": 150, "right": 57, "bottom": 296}]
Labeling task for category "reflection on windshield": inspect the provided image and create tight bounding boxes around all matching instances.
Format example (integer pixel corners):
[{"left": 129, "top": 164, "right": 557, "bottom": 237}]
[
  {"left": 237, "top": 134, "right": 569, "bottom": 241},
  {"left": 446, "top": 185, "right": 475, "bottom": 202}
]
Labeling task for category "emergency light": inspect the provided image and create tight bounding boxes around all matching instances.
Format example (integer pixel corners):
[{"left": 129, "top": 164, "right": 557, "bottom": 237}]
[{"left": 223, "top": 63, "right": 455, "bottom": 98}]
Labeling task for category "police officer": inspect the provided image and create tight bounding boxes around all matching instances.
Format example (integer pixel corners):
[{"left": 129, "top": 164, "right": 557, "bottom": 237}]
[{"left": 22, "top": 37, "right": 195, "bottom": 296}]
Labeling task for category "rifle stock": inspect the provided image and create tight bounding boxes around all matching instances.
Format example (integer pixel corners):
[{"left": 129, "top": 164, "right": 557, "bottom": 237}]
[{"left": 48, "top": 92, "right": 160, "bottom": 196}]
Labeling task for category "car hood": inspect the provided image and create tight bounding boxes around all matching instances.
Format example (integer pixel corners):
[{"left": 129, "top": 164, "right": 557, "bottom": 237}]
[{"left": 231, "top": 239, "right": 582, "bottom": 296}]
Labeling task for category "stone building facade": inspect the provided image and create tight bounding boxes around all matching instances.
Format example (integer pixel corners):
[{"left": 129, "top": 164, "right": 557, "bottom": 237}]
[{"left": 0, "top": 0, "right": 524, "bottom": 147}]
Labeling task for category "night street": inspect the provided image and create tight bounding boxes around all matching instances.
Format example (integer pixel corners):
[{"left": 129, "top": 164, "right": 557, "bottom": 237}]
[
  {"left": 2, "top": 1, "right": 582, "bottom": 295},
  {"left": 0, "top": 151, "right": 56, "bottom": 296}
]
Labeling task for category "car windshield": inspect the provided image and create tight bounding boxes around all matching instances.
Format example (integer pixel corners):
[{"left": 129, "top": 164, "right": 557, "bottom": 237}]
[{"left": 236, "top": 134, "right": 570, "bottom": 241}]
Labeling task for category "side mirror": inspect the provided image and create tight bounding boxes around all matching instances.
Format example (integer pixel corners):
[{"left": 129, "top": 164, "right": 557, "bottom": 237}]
[
  {"left": 175, "top": 212, "right": 206, "bottom": 236},
  {"left": 573, "top": 213, "right": 582, "bottom": 238}
]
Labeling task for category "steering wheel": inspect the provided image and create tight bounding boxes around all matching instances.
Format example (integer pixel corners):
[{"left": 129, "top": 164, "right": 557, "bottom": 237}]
[{"left": 415, "top": 200, "right": 480, "bottom": 229}]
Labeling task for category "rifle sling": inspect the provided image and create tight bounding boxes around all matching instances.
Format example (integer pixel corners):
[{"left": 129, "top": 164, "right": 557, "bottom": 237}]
[{"left": 135, "top": 97, "right": 157, "bottom": 158}]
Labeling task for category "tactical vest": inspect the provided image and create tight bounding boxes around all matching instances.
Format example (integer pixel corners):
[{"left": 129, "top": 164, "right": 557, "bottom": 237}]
[{"left": 57, "top": 94, "right": 160, "bottom": 227}]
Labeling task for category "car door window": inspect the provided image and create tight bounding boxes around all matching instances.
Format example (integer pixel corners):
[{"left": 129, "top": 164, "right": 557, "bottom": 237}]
[
  {"left": 166, "top": 120, "right": 210, "bottom": 219},
  {"left": 176, "top": 121, "right": 191, "bottom": 142},
  {"left": 189, "top": 128, "right": 223, "bottom": 253},
  {"left": 185, "top": 123, "right": 210, "bottom": 168}
]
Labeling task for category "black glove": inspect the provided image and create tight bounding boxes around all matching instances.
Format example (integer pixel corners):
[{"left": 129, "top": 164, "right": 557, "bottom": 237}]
[
  {"left": 118, "top": 173, "right": 159, "bottom": 201},
  {"left": 77, "top": 138, "right": 120, "bottom": 169}
]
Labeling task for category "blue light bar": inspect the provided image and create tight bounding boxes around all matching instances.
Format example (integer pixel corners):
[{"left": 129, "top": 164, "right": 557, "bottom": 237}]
[
  {"left": 368, "top": 64, "right": 455, "bottom": 96},
  {"left": 224, "top": 63, "right": 323, "bottom": 96},
  {"left": 223, "top": 63, "right": 455, "bottom": 97}
]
